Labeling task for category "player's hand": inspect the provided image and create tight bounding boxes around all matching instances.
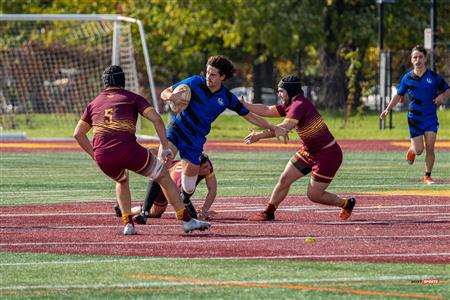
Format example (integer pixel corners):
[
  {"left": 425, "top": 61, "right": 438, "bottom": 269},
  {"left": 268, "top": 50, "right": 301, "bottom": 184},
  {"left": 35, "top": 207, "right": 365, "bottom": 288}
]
[
  {"left": 170, "top": 89, "right": 189, "bottom": 107},
  {"left": 273, "top": 125, "right": 289, "bottom": 144},
  {"left": 239, "top": 96, "right": 248, "bottom": 105},
  {"left": 244, "top": 129, "right": 259, "bottom": 144},
  {"left": 433, "top": 95, "right": 445, "bottom": 106},
  {"left": 159, "top": 147, "right": 173, "bottom": 165},
  {"left": 197, "top": 209, "right": 217, "bottom": 221},
  {"left": 379, "top": 109, "right": 388, "bottom": 120}
]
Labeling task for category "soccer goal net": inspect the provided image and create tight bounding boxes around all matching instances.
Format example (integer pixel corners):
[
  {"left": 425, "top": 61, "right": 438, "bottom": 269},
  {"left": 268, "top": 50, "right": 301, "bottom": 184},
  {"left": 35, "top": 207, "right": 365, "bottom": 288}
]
[{"left": 0, "top": 14, "right": 158, "bottom": 134}]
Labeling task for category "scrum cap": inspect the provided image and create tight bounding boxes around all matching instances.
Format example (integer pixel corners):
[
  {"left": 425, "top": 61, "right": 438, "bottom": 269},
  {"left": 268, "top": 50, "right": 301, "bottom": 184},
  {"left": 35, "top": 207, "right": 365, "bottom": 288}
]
[
  {"left": 278, "top": 75, "right": 303, "bottom": 99},
  {"left": 102, "top": 65, "right": 125, "bottom": 88}
]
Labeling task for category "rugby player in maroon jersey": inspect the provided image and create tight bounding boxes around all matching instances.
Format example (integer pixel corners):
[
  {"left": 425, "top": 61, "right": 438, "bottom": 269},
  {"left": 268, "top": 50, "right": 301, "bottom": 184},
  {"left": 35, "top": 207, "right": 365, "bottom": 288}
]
[
  {"left": 73, "top": 65, "right": 210, "bottom": 235},
  {"left": 242, "top": 75, "right": 356, "bottom": 221}
]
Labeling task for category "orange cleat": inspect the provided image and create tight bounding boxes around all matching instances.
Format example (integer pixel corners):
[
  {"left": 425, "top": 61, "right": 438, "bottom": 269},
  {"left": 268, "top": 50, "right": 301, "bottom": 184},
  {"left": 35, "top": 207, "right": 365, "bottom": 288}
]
[
  {"left": 248, "top": 211, "right": 274, "bottom": 221},
  {"left": 406, "top": 149, "right": 416, "bottom": 165},
  {"left": 423, "top": 176, "right": 434, "bottom": 185},
  {"left": 339, "top": 197, "right": 356, "bottom": 220}
]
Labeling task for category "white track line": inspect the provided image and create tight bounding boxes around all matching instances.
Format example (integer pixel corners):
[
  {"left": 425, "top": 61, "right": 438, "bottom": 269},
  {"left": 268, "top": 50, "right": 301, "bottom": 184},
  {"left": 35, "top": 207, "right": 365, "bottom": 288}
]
[
  {"left": 1, "top": 234, "right": 450, "bottom": 247},
  {"left": 1, "top": 203, "right": 449, "bottom": 217}
]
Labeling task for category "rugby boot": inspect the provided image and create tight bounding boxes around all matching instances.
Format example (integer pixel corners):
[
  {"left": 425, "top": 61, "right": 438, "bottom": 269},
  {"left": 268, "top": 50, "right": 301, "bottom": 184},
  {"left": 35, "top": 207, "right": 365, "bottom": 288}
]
[
  {"left": 123, "top": 223, "right": 137, "bottom": 235},
  {"left": 248, "top": 211, "right": 275, "bottom": 221},
  {"left": 423, "top": 176, "right": 435, "bottom": 185},
  {"left": 134, "top": 211, "right": 149, "bottom": 224},
  {"left": 406, "top": 149, "right": 416, "bottom": 165},
  {"left": 183, "top": 218, "right": 211, "bottom": 233},
  {"left": 339, "top": 197, "right": 356, "bottom": 220}
]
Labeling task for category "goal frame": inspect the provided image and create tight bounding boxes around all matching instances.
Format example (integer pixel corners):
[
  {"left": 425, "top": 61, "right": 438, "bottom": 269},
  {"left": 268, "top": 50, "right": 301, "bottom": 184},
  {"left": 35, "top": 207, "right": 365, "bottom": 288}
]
[{"left": 0, "top": 13, "right": 159, "bottom": 113}]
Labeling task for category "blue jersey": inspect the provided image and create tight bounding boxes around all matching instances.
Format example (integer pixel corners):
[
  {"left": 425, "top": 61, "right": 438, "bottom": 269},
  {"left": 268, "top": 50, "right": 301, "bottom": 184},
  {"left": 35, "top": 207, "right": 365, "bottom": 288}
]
[
  {"left": 397, "top": 69, "right": 449, "bottom": 119},
  {"left": 167, "top": 75, "right": 249, "bottom": 164}
]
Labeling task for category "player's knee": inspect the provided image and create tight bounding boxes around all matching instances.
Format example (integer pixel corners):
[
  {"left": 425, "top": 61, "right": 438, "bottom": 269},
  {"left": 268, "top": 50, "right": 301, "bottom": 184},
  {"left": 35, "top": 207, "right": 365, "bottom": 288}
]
[
  {"left": 181, "top": 174, "right": 197, "bottom": 194},
  {"left": 150, "top": 205, "right": 166, "bottom": 218}
]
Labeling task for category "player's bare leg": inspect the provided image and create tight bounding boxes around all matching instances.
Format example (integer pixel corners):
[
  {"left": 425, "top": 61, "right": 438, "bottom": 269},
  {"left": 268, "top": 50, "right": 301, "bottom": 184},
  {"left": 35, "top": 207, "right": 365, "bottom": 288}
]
[
  {"left": 155, "top": 167, "right": 210, "bottom": 233},
  {"left": 408, "top": 135, "right": 425, "bottom": 164},
  {"left": 116, "top": 178, "right": 137, "bottom": 235},
  {"left": 248, "top": 162, "right": 303, "bottom": 221},
  {"left": 307, "top": 180, "right": 356, "bottom": 220},
  {"left": 180, "top": 160, "right": 200, "bottom": 218},
  {"left": 423, "top": 131, "right": 437, "bottom": 184}
]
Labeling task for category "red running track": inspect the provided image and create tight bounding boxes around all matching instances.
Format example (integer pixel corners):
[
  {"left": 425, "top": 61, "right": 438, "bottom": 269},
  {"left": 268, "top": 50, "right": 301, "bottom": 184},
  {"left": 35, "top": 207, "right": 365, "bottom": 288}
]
[{"left": 1, "top": 194, "right": 449, "bottom": 264}]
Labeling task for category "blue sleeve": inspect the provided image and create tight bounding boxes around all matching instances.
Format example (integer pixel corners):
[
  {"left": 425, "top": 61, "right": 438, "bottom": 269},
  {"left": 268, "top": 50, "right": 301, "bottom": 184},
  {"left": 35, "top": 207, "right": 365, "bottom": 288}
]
[
  {"left": 396, "top": 73, "right": 408, "bottom": 96},
  {"left": 228, "top": 92, "right": 249, "bottom": 116},
  {"left": 436, "top": 74, "right": 449, "bottom": 91},
  {"left": 173, "top": 75, "right": 203, "bottom": 90}
]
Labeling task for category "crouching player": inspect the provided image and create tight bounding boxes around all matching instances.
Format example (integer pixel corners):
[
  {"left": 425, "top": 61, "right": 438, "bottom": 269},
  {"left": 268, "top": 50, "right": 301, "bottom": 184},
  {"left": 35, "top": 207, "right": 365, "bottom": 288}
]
[
  {"left": 243, "top": 75, "right": 356, "bottom": 221},
  {"left": 116, "top": 153, "right": 217, "bottom": 222},
  {"left": 74, "top": 65, "right": 210, "bottom": 235}
]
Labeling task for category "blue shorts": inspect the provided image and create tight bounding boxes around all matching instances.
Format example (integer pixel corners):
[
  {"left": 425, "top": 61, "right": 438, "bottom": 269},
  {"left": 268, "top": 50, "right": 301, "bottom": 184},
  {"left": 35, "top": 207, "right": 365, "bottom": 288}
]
[
  {"left": 408, "top": 116, "right": 439, "bottom": 138},
  {"left": 167, "top": 126, "right": 204, "bottom": 165}
]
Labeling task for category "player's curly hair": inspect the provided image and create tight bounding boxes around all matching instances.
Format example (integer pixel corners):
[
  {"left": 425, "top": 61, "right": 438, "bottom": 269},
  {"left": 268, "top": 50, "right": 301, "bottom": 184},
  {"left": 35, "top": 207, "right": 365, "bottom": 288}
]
[{"left": 207, "top": 55, "right": 235, "bottom": 80}]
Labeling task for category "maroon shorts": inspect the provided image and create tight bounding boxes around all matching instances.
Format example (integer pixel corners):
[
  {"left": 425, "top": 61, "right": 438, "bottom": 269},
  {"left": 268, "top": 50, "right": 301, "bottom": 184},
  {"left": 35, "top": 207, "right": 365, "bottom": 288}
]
[
  {"left": 290, "top": 142, "right": 343, "bottom": 183},
  {"left": 95, "top": 142, "right": 151, "bottom": 181}
]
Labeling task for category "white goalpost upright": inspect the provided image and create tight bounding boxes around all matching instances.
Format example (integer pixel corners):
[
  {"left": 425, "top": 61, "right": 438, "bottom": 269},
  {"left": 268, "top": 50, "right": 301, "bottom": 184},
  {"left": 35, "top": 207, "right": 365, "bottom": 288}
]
[{"left": 0, "top": 14, "right": 159, "bottom": 135}]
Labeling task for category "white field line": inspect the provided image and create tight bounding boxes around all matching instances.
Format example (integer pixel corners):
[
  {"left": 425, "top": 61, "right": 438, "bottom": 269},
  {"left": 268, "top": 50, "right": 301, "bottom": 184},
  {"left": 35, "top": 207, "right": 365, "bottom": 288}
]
[
  {"left": 1, "top": 203, "right": 450, "bottom": 217},
  {"left": 1, "top": 274, "right": 449, "bottom": 291},
  {"left": 395, "top": 213, "right": 450, "bottom": 217},
  {"left": 1, "top": 234, "right": 450, "bottom": 247}
]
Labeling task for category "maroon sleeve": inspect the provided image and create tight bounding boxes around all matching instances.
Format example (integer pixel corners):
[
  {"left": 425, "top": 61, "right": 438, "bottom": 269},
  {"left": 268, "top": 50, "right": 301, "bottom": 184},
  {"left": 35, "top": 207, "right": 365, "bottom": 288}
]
[
  {"left": 285, "top": 100, "right": 305, "bottom": 121},
  {"left": 275, "top": 104, "right": 286, "bottom": 117},
  {"left": 135, "top": 94, "right": 151, "bottom": 116},
  {"left": 80, "top": 105, "right": 92, "bottom": 126}
]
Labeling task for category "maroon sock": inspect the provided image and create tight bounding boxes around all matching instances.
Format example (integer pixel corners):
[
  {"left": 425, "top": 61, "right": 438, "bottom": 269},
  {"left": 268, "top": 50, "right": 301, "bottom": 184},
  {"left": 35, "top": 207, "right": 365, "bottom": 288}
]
[{"left": 265, "top": 203, "right": 276, "bottom": 213}]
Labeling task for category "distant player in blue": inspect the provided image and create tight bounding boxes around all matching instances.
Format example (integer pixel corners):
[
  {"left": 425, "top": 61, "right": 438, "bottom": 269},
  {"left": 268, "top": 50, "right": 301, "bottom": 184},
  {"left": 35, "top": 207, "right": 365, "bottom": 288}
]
[
  {"left": 134, "top": 55, "right": 287, "bottom": 222},
  {"left": 380, "top": 45, "right": 449, "bottom": 184}
]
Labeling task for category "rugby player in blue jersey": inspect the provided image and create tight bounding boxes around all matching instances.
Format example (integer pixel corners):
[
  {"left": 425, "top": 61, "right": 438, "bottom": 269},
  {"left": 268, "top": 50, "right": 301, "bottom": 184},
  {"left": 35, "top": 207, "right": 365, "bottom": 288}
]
[
  {"left": 380, "top": 45, "right": 449, "bottom": 184},
  {"left": 134, "top": 55, "right": 288, "bottom": 221}
]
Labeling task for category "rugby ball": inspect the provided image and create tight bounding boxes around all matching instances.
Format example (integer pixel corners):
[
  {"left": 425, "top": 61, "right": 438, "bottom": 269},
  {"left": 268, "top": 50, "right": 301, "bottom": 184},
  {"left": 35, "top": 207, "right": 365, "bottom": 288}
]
[{"left": 169, "top": 84, "right": 191, "bottom": 114}]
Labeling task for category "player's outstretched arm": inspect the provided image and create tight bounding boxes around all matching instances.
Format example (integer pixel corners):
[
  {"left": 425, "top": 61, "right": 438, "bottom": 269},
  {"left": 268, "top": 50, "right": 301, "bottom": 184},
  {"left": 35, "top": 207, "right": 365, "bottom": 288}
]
[
  {"left": 380, "top": 94, "right": 402, "bottom": 120},
  {"left": 143, "top": 108, "right": 173, "bottom": 162},
  {"left": 242, "top": 112, "right": 289, "bottom": 143},
  {"left": 239, "top": 96, "right": 278, "bottom": 117},
  {"left": 198, "top": 173, "right": 217, "bottom": 220},
  {"left": 73, "top": 120, "right": 94, "bottom": 160}
]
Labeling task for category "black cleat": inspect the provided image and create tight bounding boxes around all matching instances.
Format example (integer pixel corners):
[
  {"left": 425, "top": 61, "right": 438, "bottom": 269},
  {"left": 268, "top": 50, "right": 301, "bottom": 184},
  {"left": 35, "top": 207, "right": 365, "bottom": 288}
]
[
  {"left": 134, "top": 212, "right": 148, "bottom": 225},
  {"left": 184, "top": 201, "right": 198, "bottom": 219},
  {"left": 114, "top": 203, "right": 122, "bottom": 218}
]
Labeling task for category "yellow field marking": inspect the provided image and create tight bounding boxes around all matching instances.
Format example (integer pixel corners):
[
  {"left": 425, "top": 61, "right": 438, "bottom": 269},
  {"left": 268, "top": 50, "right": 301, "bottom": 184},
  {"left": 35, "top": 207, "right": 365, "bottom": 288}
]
[
  {"left": 391, "top": 141, "right": 450, "bottom": 148},
  {"left": 1, "top": 143, "right": 79, "bottom": 149},
  {"left": 128, "top": 274, "right": 446, "bottom": 299},
  {"left": 0, "top": 142, "right": 160, "bottom": 149},
  {"left": 361, "top": 190, "right": 450, "bottom": 197}
]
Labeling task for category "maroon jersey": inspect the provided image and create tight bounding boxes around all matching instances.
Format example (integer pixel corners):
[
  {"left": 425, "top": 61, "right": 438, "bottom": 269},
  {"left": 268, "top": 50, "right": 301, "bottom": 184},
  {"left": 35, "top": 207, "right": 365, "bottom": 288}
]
[
  {"left": 153, "top": 159, "right": 213, "bottom": 205},
  {"left": 80, "top": 88, "right": 152, "bottom": 154},
  {"left": 169, "top": 160, "right": 212, "bottom": 189},
  {"left": 275, "top": 95, "right": 334, "bottom": 153}
]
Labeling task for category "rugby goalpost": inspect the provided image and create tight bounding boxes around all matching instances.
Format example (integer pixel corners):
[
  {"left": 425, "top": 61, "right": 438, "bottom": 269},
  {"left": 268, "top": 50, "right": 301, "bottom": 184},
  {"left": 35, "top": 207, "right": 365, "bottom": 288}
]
[{"left": 0, "top": 14, "right": 159, "bottom": 138}]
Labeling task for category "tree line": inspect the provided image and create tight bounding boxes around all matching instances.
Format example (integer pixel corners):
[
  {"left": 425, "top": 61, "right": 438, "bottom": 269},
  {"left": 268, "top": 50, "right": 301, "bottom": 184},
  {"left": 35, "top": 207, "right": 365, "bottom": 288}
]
[{"left": 2, "top": 0, "right": 449, "bottom": 116}]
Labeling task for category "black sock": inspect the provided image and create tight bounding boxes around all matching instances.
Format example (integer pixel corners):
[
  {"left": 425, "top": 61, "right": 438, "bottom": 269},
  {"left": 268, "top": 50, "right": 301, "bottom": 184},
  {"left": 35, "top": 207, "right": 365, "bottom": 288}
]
[
  {"left": 142, "top": 181, "right": 162, "bottom": 214},
  {"left": 425, "top": 172, "right": 431, "bottom": 177},
  {"left": 181, "top": 189, "right": 194, "bottom": 204}
]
